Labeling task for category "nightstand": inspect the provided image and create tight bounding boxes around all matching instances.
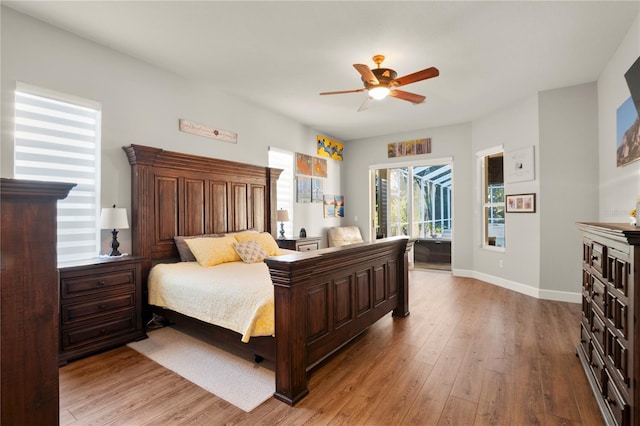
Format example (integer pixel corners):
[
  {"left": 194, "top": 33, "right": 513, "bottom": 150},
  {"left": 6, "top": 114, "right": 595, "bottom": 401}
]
[
  {"left": 277, "top": 236, "right": 322, "bottom": 252},
  {"left": 58, "top": 256, "right": 147, "bottom": 365}
]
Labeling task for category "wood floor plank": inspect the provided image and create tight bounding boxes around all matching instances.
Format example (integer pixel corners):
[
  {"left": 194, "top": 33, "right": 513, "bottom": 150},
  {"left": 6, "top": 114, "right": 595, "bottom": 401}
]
[
  {"left": 402, "top": 344, "right": 467, "bottom": 425},
  {"left": 510, "top": 354, "right": 547, "bottom": 425},
  {"left": 449, "top": 315, "right": 497, "bottom": 403},
  {"left": 474, "top": 369, "right": 513, "bottom": 425},
  {"left": 357, "top": 359, "right": 433, "bottom": 425},
  {"left": 437, "top": 395, "right": 478, "bottom": 426},
  {"left": 57, "top": 270, "right": 604, "bottom": 425},
  {"left": 539, "top": 354, "right": 584, "bottom": 422}
]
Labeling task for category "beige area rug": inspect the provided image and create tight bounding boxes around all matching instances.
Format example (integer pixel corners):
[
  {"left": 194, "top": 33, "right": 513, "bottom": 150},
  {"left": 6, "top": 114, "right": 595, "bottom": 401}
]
[{"left": 127, "top": 326, "right": 274, "bottom": 412}]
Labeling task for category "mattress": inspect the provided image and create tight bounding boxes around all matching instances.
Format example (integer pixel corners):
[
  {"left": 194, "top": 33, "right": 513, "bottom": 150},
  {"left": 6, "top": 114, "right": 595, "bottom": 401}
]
[{"left": 148, "top": 261, "right": 275, "bottom": 343}]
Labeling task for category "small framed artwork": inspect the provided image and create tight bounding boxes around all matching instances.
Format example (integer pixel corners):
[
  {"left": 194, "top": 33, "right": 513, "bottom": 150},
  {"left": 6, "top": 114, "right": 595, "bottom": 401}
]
[
  {"left": 505, "top": 146, "right": 535, "bottom": 183},
  {"left": 506, "top": 193, "right": 536, "bottom": 213},
  {"left": 311, "top": 178, "right": 323, "bottom": 203},
  {"left": 296, "top": 177, "right": 311, "bottom": 203}
]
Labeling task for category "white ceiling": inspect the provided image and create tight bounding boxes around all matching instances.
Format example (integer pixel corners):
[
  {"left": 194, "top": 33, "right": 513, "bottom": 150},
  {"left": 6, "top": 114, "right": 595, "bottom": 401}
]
[{"left": 5, "top": 1, "right": 639, "bottom": 141}]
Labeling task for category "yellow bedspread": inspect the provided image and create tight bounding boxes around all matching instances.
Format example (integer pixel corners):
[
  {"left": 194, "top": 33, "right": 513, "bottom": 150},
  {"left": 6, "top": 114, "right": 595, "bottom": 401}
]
[{"left": 148, "top": 261, "right": 275, "bottom": 343}]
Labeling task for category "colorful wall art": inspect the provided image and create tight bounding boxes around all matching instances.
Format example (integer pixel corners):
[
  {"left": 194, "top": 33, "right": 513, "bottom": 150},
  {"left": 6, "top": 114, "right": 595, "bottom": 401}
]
[
  {"left": 297, "top": 176, "right": 311, "bottom": 203},
  {"left": 311, "top": 179, "right": 323, "bottom": 203},
  {"left": 312, "top": 157, "right": 328, "bottom": 177},
  {"left": 387, "top": 138, "right": 431, "bottom": 158},
  {"left": 323, "top": 194, "right": 344, "bottom": 218},
  {"left": 617, "top": 96, "right": 640, "bottom": 167},
  {"left": 317, "top": 135, "right": 344, "bottom": 161},
  {"left": 296, "top": 153, "right": 313, "bottom": 175}
]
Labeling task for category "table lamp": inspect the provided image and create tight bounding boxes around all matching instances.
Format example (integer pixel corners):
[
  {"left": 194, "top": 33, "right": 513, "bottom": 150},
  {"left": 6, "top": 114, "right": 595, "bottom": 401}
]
[
  {"left": 276, "top": 209, "right": 289, "bottom": 239},
  {"left": 100, "top": 204, "right": 129, "bottom": 256}
]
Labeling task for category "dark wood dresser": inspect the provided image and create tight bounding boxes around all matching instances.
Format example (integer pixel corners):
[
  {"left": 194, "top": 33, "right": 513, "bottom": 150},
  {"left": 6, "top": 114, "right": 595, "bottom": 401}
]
[
  {"left": 1, "top": 178, "right": 74, "bottom": 425},
  {"left": 577, "top": 222, "right": 639, "bottom": 426},
  {"left": 276, "top": 236, "right": 322, "bottom": 251},
  {"left": 58, "top": 256, "right": 146, "bottom": 364}
]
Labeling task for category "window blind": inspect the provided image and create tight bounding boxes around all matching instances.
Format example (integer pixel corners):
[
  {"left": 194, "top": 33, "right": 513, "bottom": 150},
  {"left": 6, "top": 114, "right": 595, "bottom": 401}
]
[
  {"left": 14, "top": 87, "right": 101, "bottom": 263},
  {"left": 268, "top": 147, "right": 294, "bottom": 238}
]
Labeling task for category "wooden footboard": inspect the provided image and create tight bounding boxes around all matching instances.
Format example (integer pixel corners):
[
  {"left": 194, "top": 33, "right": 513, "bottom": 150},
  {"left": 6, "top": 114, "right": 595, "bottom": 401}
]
[{"left": 265, "top": 236, "right": 410, "bottom": 405}]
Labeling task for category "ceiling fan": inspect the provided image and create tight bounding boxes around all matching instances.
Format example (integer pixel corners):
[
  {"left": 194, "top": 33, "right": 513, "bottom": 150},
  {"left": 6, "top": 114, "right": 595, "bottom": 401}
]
[{"left": 319, "top": 55, "right": 439, "bottom": 111}]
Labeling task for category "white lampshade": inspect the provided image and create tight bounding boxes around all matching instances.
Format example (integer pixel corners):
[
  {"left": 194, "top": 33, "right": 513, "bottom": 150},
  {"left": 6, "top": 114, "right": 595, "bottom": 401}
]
[
  {"left": 276, "top": 209, "right": 289, "bottom": 222},
  {"left": 100, "top": 207, "right": 129, "bottom": 230}
]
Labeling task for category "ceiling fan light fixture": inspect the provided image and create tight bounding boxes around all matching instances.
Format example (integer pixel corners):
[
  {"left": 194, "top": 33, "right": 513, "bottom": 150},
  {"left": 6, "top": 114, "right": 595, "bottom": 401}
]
[{"left": 369, "top": 86, "right": 390, "bottom": 100}]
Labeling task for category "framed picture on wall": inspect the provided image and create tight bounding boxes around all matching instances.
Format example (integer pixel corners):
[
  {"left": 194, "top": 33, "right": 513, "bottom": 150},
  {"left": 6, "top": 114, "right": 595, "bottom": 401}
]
[{"left": 506, "top": 193, "right": 536, "bottom": 213}]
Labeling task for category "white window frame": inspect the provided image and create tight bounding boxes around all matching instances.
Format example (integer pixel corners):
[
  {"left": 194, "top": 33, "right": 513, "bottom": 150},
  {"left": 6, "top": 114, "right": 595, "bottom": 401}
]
[
  {"left": 268, "top": 147, "right": 294, "bottom": 239},
  {"left": 14, "top": 82, "right": 102, "bottom": 264},
  {"left": 477, "top": 145, "right": 505, "bottom": 252}
]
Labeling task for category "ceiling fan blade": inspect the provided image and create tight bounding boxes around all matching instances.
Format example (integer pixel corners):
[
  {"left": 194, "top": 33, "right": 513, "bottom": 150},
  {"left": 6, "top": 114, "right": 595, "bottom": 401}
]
[
  {"left": 353, "top": 64, "right": 379, "bottom": 85},
  {"left": 393, "top": 67, "right": 439, "bottom": 87},
  {"left": 390, "top": 89, "right": 426, "bottom": 104},
  {"left": 320, "top": 88, "right": 366, "bottom": 95},
  {"left": 357, "top": 97, "right": 372, "bottom": 112}
]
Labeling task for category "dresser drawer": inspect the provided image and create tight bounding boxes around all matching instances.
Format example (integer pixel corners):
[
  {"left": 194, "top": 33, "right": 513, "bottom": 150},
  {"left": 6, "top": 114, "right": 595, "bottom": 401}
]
[
  {"left": 298, "top": 242, "right": 319, "bottom": 251},
  {"left": 61, "top": 293, "right": 135, "bottom": 325},
  {"left": 591, "top": 276, "right": 606, "bottom": 316},
  {"left": 590, "top": 344, "right": 606, "bottom": 392},
  {"left": 580, "top": 322, "right": 591, "bottom": 360},
  {"left": 591, "top": 309, "right": 606, "bottom": 354},
  {"left": 605, "top": 370, "right": 630, "bottom": 426},
  {"left": 590, "top": 241, "right": 606, "bottom": 276},
  {"left": 61, "top": 312, "right": 136, "bottom": 351},
  {"left": 61, "top": 270, "right": 135, "bottom": 299}
]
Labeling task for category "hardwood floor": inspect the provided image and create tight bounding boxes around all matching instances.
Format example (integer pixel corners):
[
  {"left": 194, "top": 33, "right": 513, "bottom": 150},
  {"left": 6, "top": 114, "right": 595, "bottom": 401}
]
[{"left": 60, "top": 270, "right": 604, "bottom": 425}]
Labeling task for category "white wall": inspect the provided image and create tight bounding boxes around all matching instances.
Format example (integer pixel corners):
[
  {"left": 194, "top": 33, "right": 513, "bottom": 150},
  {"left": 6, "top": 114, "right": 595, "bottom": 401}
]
[
  {"left": 539, "top": 83, "right": 599, "bottom": 297},
  {"left": 470, "top": 95, "right": 542, "bottom": 296},
  {"left": 0, "top": 7, "right": 341, "bottom": 252},
  {"left": 344, "top": 122, "right": 474, "bottom": 271},
  {"left": 598, "top": 14, "right": 640, "bottom": 221}
]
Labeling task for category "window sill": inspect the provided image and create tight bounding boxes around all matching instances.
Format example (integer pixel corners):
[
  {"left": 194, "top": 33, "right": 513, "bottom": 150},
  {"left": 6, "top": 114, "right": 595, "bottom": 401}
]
[{"left": 482, "top": 245, "right": 505, "bottom": 253}]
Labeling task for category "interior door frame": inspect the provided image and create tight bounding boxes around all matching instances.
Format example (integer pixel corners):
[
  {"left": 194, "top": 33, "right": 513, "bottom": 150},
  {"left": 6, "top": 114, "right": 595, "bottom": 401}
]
[{"left": 369, "top": 156, "right": 454, "bottom": 259}]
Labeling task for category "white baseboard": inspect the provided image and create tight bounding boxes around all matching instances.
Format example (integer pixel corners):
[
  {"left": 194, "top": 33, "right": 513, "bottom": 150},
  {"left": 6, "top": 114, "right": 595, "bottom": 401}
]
[{"left": 451, "top": 268, "right": 580, "bottom": 303}]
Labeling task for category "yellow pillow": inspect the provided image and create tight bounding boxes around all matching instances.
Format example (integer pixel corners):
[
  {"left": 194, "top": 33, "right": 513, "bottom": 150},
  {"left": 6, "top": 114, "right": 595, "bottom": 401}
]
[
  {"left": 185, "top": 236, "right": 241, "bottom": 267},
  {"left": 234, "top": 232, "right": 280, "bottom": 256}
]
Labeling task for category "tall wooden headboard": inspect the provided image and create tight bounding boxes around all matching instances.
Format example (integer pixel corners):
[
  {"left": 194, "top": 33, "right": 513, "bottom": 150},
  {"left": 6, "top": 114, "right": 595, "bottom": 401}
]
[{"left": 123, "top": 144, "right": 282, "bottom": 278}]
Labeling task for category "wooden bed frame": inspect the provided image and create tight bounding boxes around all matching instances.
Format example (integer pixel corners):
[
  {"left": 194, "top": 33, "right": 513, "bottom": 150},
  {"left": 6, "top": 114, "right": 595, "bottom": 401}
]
[{"left": 124, "top": 144, "right": 410, "bottom": 405}]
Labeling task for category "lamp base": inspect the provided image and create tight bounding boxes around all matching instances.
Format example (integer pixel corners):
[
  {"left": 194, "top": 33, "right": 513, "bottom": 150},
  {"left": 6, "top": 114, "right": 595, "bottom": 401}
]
[
  {"left": 279, "top": 222, "right": 285, "bottom": 239},
  {"left": 109, "top": 229, "right": 122, "bottom": 256}
]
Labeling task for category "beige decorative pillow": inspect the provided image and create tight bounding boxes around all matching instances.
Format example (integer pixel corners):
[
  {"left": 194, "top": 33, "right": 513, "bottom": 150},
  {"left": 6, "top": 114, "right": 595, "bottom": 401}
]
[
  {"left": 233, "top": 240, "right": 268, "bottom": 264},
  {"left": 185, "top": 236, "right": 241, "bottom": 267},
  {"left": 234, "top": 232, "right": 280, "bottom": 256}
]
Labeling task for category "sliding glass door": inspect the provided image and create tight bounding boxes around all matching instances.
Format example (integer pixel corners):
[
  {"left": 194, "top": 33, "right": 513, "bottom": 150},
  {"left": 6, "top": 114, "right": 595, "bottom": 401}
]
[{"left": 373, "top": 161, "right": 452, "bottom": 268}]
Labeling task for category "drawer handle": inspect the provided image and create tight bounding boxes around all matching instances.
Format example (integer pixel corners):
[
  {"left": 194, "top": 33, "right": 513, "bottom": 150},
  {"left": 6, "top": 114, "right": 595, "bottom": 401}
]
[
  {"left": 591, "top": 326, "right": 599, "bottom": 333},
  {"left": 98, "top": 304, "right": 106, "bottom": 310},
  {"left": 100, "top": 328, "right": 107, "bottom": 335},
  {"left": 580, "top": 339, "right": 587, "bottom": 344},
  {"left": 97, "top": 280, "right": 106, "bottom": 287},
  {"left": 592, "top": 292, "right": 599, "bottom": 297},
  {"left": 607, "top": 397, "right": 617, "bottom": 406},
  {"left": 591, "top": 255, "right": 598, "bottom": 261}
]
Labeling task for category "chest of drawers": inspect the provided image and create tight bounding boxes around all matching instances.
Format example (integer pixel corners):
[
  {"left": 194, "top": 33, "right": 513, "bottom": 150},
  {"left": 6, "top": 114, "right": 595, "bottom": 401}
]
[
  {"left": 59, "top": 256, "right": 146, "bottom": 364},
  {"left": 577, "top": 223, "right": 639, "bottom": 426}
]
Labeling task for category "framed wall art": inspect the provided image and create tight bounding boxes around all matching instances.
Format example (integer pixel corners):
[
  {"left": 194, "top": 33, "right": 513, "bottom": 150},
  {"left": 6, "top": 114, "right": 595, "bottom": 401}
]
[
  {"left": 505, "top": 146, "right": 535, "bottom": 183},
  {"left": 506, "top": 193, "right": 536, "bottom": 213}
]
